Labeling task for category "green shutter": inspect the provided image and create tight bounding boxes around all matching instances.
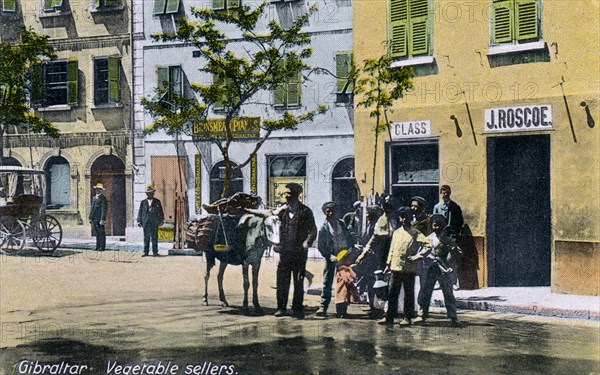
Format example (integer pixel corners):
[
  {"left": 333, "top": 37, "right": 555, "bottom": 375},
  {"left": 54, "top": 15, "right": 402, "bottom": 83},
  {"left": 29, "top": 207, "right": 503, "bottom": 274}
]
[
  {"left": 108, "top": 55, "right": 120, "bottom": 103},
  {"left": 286, "top": 70, "right": 301, "bottom": 106},
  {"left": 409, "top": 0, "right": 429, "bottom": 56},
  {"left": 4, "top": 0, "right": 16, "bottom": 11},
  {"left": 274, "top": 84, "right": 285, "bottom": 107},
  {"left": 336, "top": 52, "right": 352, "bottom": 93},
  {"left": 515, "top": 0, "right": 538, "bottom": 41},
  {"left": 67, "top": 58, "right": 78, "bottom": 106},
  {"left": 43, "top": 0, "right": 53, "bottom": 10},
  {"left": 153, "top": 0, "right": 166, "bottom": 15},
  {"left": 213, "top": 73, "right": 224, "bottom": 110},
  {"left": 493, "top": 0, "right": 514, "bottom": 44},
  {"left": 228, "top": 0, "right": 241, "bottom": 8},
  {"left": 389, "top": 0, "right": 408, "bottom": 58},
  {"left": 170, "top": 66, "right": 182, "bottom": 96},
  {"left": 213, "top": 0, "right": 225, "bottom": 10},
  {"left": 31, "top": 63, "right": 44, "bottom": 107},
  {"left": 165, "top": 0, "right": 180, "bottom": 14}
]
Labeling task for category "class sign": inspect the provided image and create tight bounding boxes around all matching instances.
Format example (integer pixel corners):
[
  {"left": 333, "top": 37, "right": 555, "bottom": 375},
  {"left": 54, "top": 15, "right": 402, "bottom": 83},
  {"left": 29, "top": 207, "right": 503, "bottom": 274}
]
[
  {"left": 485, "top": 105, "right": 553, "bottom": 133},
  {"left": 390, "top": 120, "right": 431, "bottom": 140}
]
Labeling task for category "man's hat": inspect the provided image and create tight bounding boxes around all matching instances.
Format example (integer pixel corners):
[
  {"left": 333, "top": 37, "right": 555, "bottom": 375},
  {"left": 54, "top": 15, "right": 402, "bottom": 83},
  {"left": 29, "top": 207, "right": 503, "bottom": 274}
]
[
  {"left": 145, "top": 184, "right": 156, "bottom": 193},
  {"left": 322, "top": 201, "right": 337, "bottom": 213},
  {"left": 353, "top": 200, "right": 362, "bottom": 209},
  {"left": 336, "top": 249, "right": 349, "bottom": 262},
  {"left": 93, "top": 183, "right": 104, "bottom": 190},
  {"left": 410, "top": 196, "right": 427, "bottom": 206}
]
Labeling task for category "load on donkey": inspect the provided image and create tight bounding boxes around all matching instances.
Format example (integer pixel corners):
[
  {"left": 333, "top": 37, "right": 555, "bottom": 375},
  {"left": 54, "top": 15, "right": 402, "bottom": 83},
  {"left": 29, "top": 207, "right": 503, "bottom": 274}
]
[{"left": 186, "top": 193, "right": 280, "bottom": 314}]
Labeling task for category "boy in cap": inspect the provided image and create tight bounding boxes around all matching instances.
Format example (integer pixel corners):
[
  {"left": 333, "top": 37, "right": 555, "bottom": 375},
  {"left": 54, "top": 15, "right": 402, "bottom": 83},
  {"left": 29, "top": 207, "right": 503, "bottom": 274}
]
[{"left": 316, "top": 201, "right": 354, "bottom": 317}]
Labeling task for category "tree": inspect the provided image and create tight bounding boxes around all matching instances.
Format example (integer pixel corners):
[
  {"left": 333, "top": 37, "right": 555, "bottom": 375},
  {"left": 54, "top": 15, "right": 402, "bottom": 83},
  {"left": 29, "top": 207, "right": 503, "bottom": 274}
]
[
  {"left": 354, "top": 55, "right": 414, "bottom": 194},
  {"left": 141, "top": 2, "right": 326, "bottom": 199},
  {"left": 0, "top": 29, "right": 58, "bottom": 164}
]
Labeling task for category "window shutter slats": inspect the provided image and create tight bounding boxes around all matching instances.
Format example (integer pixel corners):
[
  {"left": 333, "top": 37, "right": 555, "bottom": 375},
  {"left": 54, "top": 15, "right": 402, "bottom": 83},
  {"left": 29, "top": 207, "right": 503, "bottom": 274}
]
[
  {"left": 410, "top": 20, "right": 428, "bottom": 56},
  {"left": 390, "top": 0, "right": 407, "bottom": 22},
  {"left": 213, "top": 0, "right": 225, "bottom": 10},
  {"left": 390, "top": 0, "right": 408, "bottom": 58},
  {"left": 67, "top": 58, "right": 78, "bottom": 106},
  {"left": 165, "top": 0, "right": 180, "bottom": 14},
  {"left": 108, "top": 55, "right": 120, "bottom": 103},
  {"left": 515, "top": 0, "right": 538, "bottom": 41},
  {"left": 31, "top": 64, "right": 44, "bottom": 107},
  {"left": 153, "top": 0, "right": 167, "bottom": 15},
  {"left": 493, "top": 0, "right": 514, "bottom": 44}
]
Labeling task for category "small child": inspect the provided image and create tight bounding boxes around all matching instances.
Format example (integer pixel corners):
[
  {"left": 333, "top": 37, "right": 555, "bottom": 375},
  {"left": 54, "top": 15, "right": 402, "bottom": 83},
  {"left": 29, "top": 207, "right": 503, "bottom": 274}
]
[{"left": 335, "top": 249, "right": 359, "bottom": 318}]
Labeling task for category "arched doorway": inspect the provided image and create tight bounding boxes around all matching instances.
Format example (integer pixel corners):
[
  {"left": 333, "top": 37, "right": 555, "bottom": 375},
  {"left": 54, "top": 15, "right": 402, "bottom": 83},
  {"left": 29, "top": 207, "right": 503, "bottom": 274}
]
[
  {"left": 44, "top": 156, "right": 70, "bottom": 209},
  {"left": 90, "top": 155, "right": 125, "bottom": 236},
  {"left": 210, "top": 161, "right": 243, "bottom": 204},
  {"left": 332, "top": 157, "right": 358, "bottom": 216}
]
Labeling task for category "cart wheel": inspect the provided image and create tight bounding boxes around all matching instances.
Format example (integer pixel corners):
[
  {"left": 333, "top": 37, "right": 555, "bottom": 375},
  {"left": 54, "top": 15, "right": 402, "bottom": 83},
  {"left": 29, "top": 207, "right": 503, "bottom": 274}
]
[
  {"left": 31, "top": 214, "right": 63, "bottom": 252},
  {"left": 0, "top": 216, "right": 26, "bottom": 252}
]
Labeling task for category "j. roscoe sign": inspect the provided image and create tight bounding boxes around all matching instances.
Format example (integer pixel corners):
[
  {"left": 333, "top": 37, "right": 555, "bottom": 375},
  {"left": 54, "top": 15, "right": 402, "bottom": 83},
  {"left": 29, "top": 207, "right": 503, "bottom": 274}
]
[{"left": 485, "top": 105, "right": 553, "bottom": 133}]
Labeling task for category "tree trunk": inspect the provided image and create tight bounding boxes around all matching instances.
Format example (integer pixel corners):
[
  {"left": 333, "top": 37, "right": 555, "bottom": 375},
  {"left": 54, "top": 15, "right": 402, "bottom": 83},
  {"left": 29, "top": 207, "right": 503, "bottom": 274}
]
[
  {"left": 371, "top": 113, "right": 380, "bottom": 195},
  {"left": 220, "top": 154, "right": 232, "bottom": 199}
]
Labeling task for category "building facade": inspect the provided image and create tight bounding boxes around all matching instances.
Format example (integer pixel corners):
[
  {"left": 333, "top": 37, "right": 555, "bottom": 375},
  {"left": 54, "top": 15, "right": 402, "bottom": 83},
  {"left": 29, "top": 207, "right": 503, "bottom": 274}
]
[
  {"left": 1, "top": 0, "right": 134, "bottom": 238},
  {"left": 130, "top": 0, "right": 355, "bottom": 238},
  {"left": 354, "top": 0, "right": 599, "bottom": 295}
]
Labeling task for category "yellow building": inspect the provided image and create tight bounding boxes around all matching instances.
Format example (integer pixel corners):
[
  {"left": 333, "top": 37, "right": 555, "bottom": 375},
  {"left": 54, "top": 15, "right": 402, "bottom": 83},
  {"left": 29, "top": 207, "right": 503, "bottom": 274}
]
[
  {"left": 1, "top": 0, "right": 133, "bottom": 238},
  {"left": 354, "top": 0, "right": 599, "bottom": 295}
]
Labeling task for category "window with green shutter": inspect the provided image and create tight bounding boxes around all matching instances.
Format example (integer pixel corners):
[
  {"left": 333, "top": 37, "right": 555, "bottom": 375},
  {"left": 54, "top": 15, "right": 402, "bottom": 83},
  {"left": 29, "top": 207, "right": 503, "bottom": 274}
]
[
  {"left": 335, "top": 52, "right": 353, "bottom": 94},
  {"left": 213, "top": 0, "right": 240, "bottom": 10},
  {"left": 491, "top": 0, "right": 539, "bottom": 45},
  {"left": 389, "top": 0, "right": 431, "bottom": 59},
  {"left": 93, "top": 0, "right": 121, "bottom": 9},
  {"left": 3, "top": 0, "right": 17, "bottom": 12},
  {"left": 94, "top": 56, "right": 121, "bottom": 105},
  {"left": 67, "top": 58, "right": 78, "bottom": 106},
  {"left": 274, "top": 62, "right": 301, "bottom": 109},
  {"left": 154, "top": 0, "right": 179, "bottom": 15},
  {"left": 32, "top": 59, "right": 78, "bottom": 107},
  {"left": 43, "top": 0, "right": 64, "bottom": 12},
  {"left": 156, "top": 65, "right": 183, "bottom": 110}
]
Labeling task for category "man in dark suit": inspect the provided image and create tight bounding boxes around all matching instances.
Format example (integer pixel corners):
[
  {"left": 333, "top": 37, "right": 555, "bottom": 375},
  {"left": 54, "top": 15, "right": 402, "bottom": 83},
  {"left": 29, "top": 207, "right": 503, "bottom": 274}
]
[
  {"left": 89, "top": 183, "right": 107, "bottom": 251},
  {"left": 137, "top": 184, "right": 165, "bottom": 257},
  {"left": 274, "top": 183, "right": 317, "bottom": 319}
]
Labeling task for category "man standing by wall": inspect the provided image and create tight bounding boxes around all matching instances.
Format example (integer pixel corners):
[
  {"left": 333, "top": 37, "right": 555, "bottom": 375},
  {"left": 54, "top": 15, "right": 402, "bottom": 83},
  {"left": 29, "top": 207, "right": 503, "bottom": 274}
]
[
  {"left": 89, "top": 183, "right": 107, "bottom": 251},
  {"left": 137, "top": 184, "right": 165, "bottom": 257},
  {"left": 316, "top": 202, "right": 354, "bottom": 317},
  {"left": 433, "top": 185, "right": 464, "bottom": 288},
  {"left": 275, "top": 183, "right": 317, "bottom": 319}
]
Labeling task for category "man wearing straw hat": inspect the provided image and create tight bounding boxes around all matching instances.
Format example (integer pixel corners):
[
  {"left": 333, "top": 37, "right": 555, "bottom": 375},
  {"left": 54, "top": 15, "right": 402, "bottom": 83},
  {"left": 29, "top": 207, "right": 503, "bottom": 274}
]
[
  {"left": 89, "top": 183, "right": 108, "bottom": 251},
  {"left": 137, "top": 184, "right": 165, "bottom": 257}
]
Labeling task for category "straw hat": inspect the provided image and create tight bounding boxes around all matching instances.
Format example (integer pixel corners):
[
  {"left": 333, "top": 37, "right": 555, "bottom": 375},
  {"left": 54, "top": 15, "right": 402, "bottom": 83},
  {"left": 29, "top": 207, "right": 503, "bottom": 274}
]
[
  {"left": 336, "top": 249, "right": 349, "bottom": 262},
  {"left": 93, "top": 183, "right": 104, "bottom": 190},
  {"left": 145, "top": 184, "right": 156, "bottom": 193}
]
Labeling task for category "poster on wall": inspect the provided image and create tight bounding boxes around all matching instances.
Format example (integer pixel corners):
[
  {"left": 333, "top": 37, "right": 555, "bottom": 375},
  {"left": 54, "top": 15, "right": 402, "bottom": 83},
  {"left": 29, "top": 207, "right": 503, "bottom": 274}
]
[{"left": 268, "top": 176, "right": 306, "bottom": 207}]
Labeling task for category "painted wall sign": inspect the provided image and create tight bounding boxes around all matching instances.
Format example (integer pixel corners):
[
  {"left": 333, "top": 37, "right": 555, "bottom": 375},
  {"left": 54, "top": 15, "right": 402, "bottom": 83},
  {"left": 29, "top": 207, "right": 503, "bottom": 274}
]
[
  {"left": 250, "top": 153, "right": 257, "bottom": 195},
  {"left": 193, "top": 116, "right": 261, "bottom": 139},
  {"left": 390, "top": 120, "right": 431, "bottom": 140},
  {"left": 195, "top": 153, "right": 201, "bottom": 212},
  {"left": 485, "top": 105, "right": 553, "bottom": 133}
]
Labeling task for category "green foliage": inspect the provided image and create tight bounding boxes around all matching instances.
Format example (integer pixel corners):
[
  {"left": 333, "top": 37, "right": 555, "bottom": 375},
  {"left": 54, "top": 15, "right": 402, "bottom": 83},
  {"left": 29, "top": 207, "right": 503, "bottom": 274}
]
[
  {"left": 354, "top": 55, "right": 414, "bottom": 132},
  {"left": 0, "top": 28, "right": 59, "bottom": 151},
  {"left": 142, "top": 2, "right": 327, "bottom": 199}
]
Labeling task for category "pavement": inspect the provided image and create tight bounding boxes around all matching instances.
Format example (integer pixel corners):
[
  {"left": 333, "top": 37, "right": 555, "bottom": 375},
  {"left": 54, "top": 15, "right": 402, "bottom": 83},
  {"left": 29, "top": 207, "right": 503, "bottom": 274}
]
[{"left": 56, "top": 237, "right": 600, "bottom": 322}]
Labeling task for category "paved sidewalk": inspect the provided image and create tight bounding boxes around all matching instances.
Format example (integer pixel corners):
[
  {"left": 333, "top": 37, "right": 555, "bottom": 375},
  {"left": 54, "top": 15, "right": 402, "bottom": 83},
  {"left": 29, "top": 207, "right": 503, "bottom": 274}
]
[{"left": 56, "top": 237, "right": 600, "bottom": 322}]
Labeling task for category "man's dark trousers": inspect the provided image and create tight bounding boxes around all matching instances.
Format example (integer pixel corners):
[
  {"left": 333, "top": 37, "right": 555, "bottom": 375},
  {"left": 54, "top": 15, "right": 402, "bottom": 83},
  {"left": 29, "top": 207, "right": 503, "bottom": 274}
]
[
  {"left": 386, "top": 271, "right": 416, "bottom": 323},
  {"left": 276, "top": 252, "right": 308, "bottom": 313},
  {"left": 92, "top": 221, "right": 106, "bottom": 251},
  {"left": 143, "top": 223, "right": 159, "bottom": 255}
]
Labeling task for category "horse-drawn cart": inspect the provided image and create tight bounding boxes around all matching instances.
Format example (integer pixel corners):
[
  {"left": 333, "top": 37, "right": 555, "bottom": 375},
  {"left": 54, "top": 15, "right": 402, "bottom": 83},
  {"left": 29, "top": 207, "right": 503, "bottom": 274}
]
[{"left": 0, "top": 166, "right": 63, "bottom": 252}]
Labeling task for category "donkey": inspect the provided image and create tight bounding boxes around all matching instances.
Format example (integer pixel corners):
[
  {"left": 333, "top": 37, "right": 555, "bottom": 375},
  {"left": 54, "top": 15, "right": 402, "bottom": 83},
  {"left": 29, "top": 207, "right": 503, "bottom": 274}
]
[{"left": 200, "top": 209, "right": 280, "bottom": 314}]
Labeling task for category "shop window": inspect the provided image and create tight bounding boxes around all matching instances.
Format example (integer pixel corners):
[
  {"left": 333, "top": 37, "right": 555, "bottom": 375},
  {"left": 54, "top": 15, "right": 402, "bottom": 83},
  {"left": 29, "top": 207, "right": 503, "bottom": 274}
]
[
  {"left": 268, "top": 154, "right": 306, "bottom": 206},
  {"left": 94, "top": 56, "right": 121, "bottom": 105},
  {"left": 491, "top": 0, "right": 540, "bottom": 45},
  {"left": 1, "top": 0, "right": 16, "bottom": 12},
  {"left": 388, "top": 142, "right": 439, "bottom": 208},
  {"left": 153, "top": 0, "right": 179, "bottom": 15},
  {"left": 151, "top": 156, "right": 187, "bottom": 222},
  {"left": 274, "top": 61, "right": 302, "bottom": 109},
  {"left": 212, "top": 0, "right": 240, "bottom": 10},
  {"left": 335, "top": 51, "right": 353, "bottom": 103},
  {"left": 31, "top": 58, "right": 78, "bottom": 107},
  {"left": 44, "top": 156, "right": 70, "bottom": 209},
  {"left": 389, "top": 0, "right": 431, "bottom": 60},
  {"left": 156, "top": 65, "right": 182, "bottom": 111},
  {"left": 209, "top": 161, "right": 243, "bottom": 204}
]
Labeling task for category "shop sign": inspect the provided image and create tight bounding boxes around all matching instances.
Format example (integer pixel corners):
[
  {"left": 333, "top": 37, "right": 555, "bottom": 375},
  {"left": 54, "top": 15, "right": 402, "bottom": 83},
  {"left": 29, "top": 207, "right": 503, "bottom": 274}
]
[
  {"left": 193, "top": 117, "right": 261, "bottom": 139},
  {"left": 485, "top": 105, "right": 553, "bottom": 133},
  {"left": 195, "top": 153, "right": 202, "bottom": 212},
  {"left": 390, "top": 120, "right": 431, "bottom": 140}
]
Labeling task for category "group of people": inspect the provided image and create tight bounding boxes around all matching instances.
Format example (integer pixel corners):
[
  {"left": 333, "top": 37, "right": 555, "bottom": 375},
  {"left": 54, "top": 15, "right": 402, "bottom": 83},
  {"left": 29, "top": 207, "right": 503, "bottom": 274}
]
[
  {"left": 89, "top": 182, "right": 164, "bottom": 256},
  {"left": 273, "top": 182, "right": 464, "bottom": 328}
]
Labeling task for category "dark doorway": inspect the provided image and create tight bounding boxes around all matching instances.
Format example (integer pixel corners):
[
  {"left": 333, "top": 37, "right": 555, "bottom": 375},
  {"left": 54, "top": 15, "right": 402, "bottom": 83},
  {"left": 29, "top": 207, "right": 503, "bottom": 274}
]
[
  {"left": 487, "top": 135, "right": 551, "bottom": 286},
  {"left": 91, "top": 155, "right": 126, "bottom": 236},
  {"left": 332, "top": 158, "right": 358, "bottom": 216}
]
